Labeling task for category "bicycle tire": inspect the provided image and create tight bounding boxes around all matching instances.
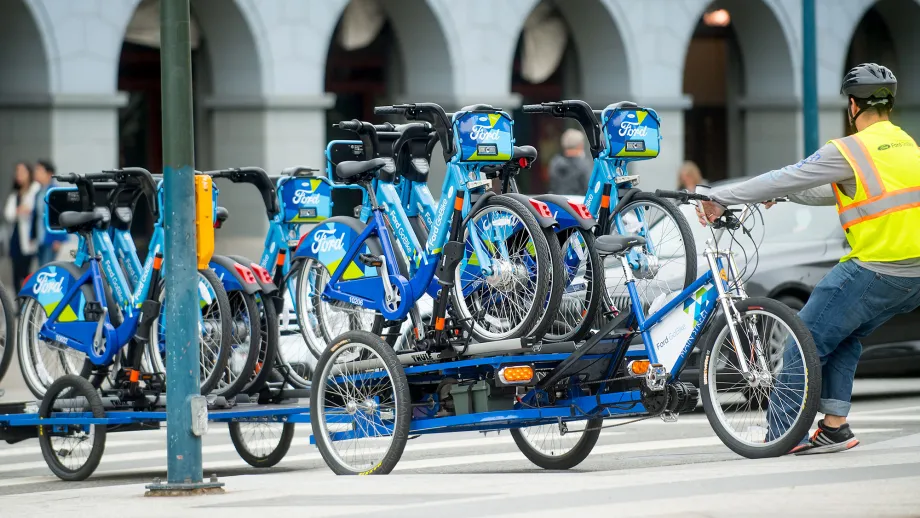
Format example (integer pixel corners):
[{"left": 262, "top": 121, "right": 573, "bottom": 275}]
[
  {"left": 242, "top": 293, "right": 280, "bottom": 395},
  {"left": 511, "top": 417, "right": 603, "bottom": 470},
  {"left": 450, "top": 194, "right": 552, "bottom": 343},
  {"left": 544, "top": 228, "right": 604, "bottom": 343},
  {"left": 311, "top": 330, "right": 410, "bottom": 475},
  {"left": 699, "top": 297, "right": 820, "bottom": 458},
  {"left": 606, "top": 192, "right": 697, "bottom": 309},
  {"left": 213, "top": 290, "right": 261, "bottom": 398},
  {"left": 229, "top": 421, "right": 295, "bottom": 468},
  {"left": 0, "top": 283, "right": 16, "bottom": 385},
  {"left": 38, "top": 374, "right": 107, "bottom": 481},
  {"left": 528, "top": 227, "right": 565, "bottom": 340}
]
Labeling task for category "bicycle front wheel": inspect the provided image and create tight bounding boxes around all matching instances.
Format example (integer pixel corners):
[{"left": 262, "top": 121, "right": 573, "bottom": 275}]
[
  {"left": 451, "top": 195, "right": 552, "bottom": 342},
  {"left": 604, "top": 192, "right": 696, "bottom": 313},
  {"left": 699, "top": 297, "right": 820, "bottom": 458}
]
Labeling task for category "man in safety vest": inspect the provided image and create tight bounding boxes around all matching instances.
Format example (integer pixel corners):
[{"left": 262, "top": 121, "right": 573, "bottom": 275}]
[{"left": 699, "top": 63, "right": 920, "bottom": 454}]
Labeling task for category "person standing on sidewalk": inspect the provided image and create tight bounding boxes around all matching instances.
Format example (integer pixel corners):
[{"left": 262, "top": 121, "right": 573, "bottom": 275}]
[
  {"left": 4, "top": 162, "right": 40, "bottom": 289},
  {"left": 698, "top": 63, "right": 920, "bottom": 454},
  {"left": 33, "top": 160, "right": 66, "bottom": 266},
  {"left": 548, "top": 129, "right": 591, "bottom": 195}
]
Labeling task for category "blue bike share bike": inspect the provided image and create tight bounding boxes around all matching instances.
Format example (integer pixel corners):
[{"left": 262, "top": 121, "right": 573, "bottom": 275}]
[
  {"left": 293, "top": 103, "right": 555, "bottom": 358},
  {"left": 16, "top": 169, "right": 232, "bottom": 399}
]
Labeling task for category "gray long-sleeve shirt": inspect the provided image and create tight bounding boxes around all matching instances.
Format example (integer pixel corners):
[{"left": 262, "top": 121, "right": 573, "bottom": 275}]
[{"left": 710, "top": 143, "right": 920, "bottom": 277}]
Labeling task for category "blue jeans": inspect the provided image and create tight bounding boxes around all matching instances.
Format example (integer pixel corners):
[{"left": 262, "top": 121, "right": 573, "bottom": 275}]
[{"left": 767, "top": 260, "right": 920, "bottom": 439}]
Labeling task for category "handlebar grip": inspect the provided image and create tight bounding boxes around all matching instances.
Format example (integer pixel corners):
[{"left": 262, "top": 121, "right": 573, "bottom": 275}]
[
  {"left": 84, "top": 173, "right": 111, "bottom": 181},
  {"left": 53, "top": 173, "right": 79, "bottom": 184},
  {"left": 373, "top": 123, "right": 396, "bottom": 132},
  {"left": 522, "top": 104, "right": 546, "bottom": 113},
  {"left": 654, "top": 189, "right": 712, "bottom": 202},
  {"left": 337, "top": 120, "right": 362, "bottom": 132},
  {"left": 374, "top": 106, "right": 403, "bottom": 115}
]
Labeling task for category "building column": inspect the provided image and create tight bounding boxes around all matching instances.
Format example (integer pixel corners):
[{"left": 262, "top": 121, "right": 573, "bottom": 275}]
[
  {"left": 628, "top": 96, "right": 692, "bottom": 192},
  {"left": 204, "top": 95, "right": 334, "bottom": 258},
  {"left": 819, "top": 97, "right": 847, "bottom": 145},
  {"left": 740, "top": 99, "right": 802, "bottom": 174}
]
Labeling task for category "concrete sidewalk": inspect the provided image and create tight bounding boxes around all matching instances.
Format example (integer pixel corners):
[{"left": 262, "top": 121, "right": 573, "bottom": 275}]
[{"left": 2, "top": 433, "right": 917, "bottom": 518}]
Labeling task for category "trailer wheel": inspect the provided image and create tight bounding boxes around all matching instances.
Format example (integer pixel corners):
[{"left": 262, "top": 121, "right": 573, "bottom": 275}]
[
  {"left": 38, "top": 375, "right": 107, "bottom": 481},
  {"left": 229, "top": 421, "right": 295, "bottom": 468}
]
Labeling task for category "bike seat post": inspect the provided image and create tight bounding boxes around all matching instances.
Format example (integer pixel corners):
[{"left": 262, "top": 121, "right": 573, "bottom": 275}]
[{"left": 365, "top": 181, "right": 380, "bottom": 209}]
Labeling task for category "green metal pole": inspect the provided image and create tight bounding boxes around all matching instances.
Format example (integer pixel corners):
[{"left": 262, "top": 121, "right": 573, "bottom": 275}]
[
  {"left": 160, "top": 0, "right": 202, "bottom": 485},
  {"left": 803, "top": 0, "right": 819, "bottom": 154}
]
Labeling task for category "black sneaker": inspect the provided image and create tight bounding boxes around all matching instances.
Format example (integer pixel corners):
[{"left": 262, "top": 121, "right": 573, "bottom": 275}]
[{"left": 795, "top": 419, "right": 860, "bottom": 455}]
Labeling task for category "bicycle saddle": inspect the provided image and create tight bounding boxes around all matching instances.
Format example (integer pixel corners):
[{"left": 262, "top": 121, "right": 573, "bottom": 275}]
[
  {"left": 59, "top": 207, "right": 111, "bottom": 231},
  {"left": 595, "top": 234, "right": 646, "bottom": 256},
  {"left": 512, "top": 146, "right": 537, "bottom": 161},
  {"left": 335, "top": 158, "right": 388, "bottom": 181},
  {"left": 216, "top": 206, "right": 229, "bottom": 225}
]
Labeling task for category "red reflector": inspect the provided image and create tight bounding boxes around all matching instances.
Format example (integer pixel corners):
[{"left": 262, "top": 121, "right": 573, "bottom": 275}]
[
  {"left": 233, "top": 263, "right": 258, "bottom": 285},
  {"left": 250, "top": 263, "right": 273, "bottom": 284},
  {"left": 518, "top": 157, "right": 528, "bottom": 168},
  {"left": 568, "top": 201, "right": 593, "bottom": 220},
  {"left": 529, "top": 199, "right": 553, "bottom": 219}
]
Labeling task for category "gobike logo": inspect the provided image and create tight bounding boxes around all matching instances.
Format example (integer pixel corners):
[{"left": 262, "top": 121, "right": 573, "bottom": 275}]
[
  {"left": 435, "top": 187, "right": 455, "bottom": 228},
  {"left": 33, "top": 272, "right": 64, "bottom": 295},
  {"left": 311, "top": 228, "right": 346, "bottom": 254},
  {"left": 469, "top": 125, "right": 501, "bottom": 142},
  {"left": 619, "top": 120, "right": 649, "bottom": 138},
  {"left": 292, "top": 190, "right": 321, "bottom": 205}
]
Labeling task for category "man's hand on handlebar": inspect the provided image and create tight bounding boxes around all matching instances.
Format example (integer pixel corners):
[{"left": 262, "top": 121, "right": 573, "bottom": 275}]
[{"left": 697, "top": 200, "right": 725, "bottom": 226}]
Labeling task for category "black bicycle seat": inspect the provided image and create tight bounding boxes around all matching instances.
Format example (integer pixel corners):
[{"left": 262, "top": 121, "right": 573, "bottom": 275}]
[
  {"left": 595, "top": 234, "right": 646, "bottom": 256},
  {"left": 512, "top": 145, "right": 537, "bottom": 161},
  {"left": 59, "top": 207, "right": 111, "bottom": 231},
  {"left": 216, "top": 206, "right": 229, "bottom": 223},
  {"left": 335, "top": 158, "right": 388, "bottom": 181}
]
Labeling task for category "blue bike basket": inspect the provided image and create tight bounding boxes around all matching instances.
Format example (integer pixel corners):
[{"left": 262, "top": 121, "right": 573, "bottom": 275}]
[
  {"left": 602, "top": 104, "right": 661, "bottom": 160},
  {"left": 453, "top": 111, "right": 513, "bottom": 162},
  {"left": 278, "top": 176, "right": 333, "bottom": 223}
]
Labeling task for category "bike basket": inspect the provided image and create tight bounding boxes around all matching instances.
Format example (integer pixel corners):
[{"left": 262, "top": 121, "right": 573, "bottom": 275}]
[
  {"left": 326, "top": 140, "right": 366, "bottom": 183},
  {"left": 453, "top": 111, "right": 513, "bottom": 162},
  {"left": 602, "top": 103, "right": 661, "bottom": 161},
  {"left": 278, "top": 176, "right": 334, "bottom": 224},
  {"left": 46, "top": 183, "right": 121, "bottom": 232}
]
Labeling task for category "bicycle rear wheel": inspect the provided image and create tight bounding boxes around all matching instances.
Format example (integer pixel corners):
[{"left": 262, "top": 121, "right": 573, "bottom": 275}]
[
  {"left": 699, "top": 297, "right": 820, "bottom": 458},
  {"left": 604, "top": 192, "right": 696, "bottom": 313},
  {"left": 0, "top": 283, "right": 15, "bottom": 385},
  {"left": 544, "top": 228, "right": 603, "bottom": 343},
  {"left": 451, "top": 195, "right": 552, "bottom": 342},
  {"left": 213, "top": 290, "right": 260, "bottom": 398},
  {"left": 242, "top": 293, "right": 280, "bottom": 394}
]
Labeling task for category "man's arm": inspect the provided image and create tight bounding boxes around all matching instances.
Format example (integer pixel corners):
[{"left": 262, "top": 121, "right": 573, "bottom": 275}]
[{"left": 710, "top": 143, "right": 852, "bottom": 206}]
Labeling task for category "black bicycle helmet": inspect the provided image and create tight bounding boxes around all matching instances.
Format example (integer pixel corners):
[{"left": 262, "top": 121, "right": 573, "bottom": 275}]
[{"left": 841, "top": 63, "right": 897, "bottom": 99}]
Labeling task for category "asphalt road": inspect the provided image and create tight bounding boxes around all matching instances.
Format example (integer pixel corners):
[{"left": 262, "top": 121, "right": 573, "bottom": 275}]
[{"left": 0, "top": 376, "right": 917, "bottom": 500}]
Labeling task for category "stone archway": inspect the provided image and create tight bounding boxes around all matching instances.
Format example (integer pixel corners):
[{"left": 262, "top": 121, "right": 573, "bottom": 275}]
[
  {"left": 682, "top": 0, "right": 797, "bottom": 182},
  {"left": 0, "top": 0, "right": 52, "bottom": 186},
  {"left": 845, "top": 0, "right": 920, "bottom": 136},
  {"left": 510, "top": 0, "right": 630, "bottom": 193}
]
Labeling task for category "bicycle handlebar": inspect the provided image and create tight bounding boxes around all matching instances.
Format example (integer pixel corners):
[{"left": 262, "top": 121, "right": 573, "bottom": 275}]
[
  {"left": 203, "top": 167, "right": 279, "bottom": 218},
  {"left": 521, "top": 100, "right": 604, "bottom": 158},
  {"left": 654, "top": 189, "right": 712, "bottom": 203},
  {"left": 375, "top": 103, "right": 455, "bottom": 162}
]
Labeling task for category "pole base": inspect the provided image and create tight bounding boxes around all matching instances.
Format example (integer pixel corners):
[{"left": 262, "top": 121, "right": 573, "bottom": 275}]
[{"left": 145, "top": 475, "right": 225, "bottom": 497}]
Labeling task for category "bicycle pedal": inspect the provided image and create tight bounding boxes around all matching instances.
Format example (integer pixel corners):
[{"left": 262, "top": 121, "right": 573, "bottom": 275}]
[
  {"left": 660, "top": 411, "right": 678, "bottom": 423},
  {"left": 358, "top": 253, "right": 383, "bottom": 267}
]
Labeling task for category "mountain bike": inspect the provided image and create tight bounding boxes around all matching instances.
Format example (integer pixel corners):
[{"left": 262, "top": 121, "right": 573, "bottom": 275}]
[
  {"left": 18, "top": 169, "right": 231, "bottom": 398},
  {"left": 294, "top": 103, "right": 554, "bottom": 356}
]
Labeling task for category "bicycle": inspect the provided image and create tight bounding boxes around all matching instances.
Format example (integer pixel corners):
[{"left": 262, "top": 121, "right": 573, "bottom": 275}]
[
  {"left": 522, "top": 101, "right": 697, "bottom": 316},
  {"left": 0, "top": 282, "right": 15, "bottom": 389},
  {"left": 309, "top": 192, "right": 820, "bottom": 474},
  {"left": 18, "top": 169, "right": 231, "bottom": 398},
  {"left": 294, "top": 103, "right": 554, "bottom": 357}
]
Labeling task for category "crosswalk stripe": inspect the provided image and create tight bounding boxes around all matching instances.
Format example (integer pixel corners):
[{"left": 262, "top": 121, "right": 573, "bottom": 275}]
[{"left": 0, "top": 439, "right": 162, "bottom": 458}]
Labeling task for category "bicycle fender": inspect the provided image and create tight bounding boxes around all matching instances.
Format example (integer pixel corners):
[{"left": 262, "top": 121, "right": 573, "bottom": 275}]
[
  {"left": 502, "top": 192, "right": 559, "bottom": 229},
  {"left": 226, "top": 254, "right": 278, "bottom": 296},
  {"left": 19, "top": 261, "right": 97, "bottom": 323},
  {"left": 292, "top": 216, "right": 382, "bottom": 280},
  {"left": 210, "top": 255, "right": 261, "bottom": 295},
  {"left": 532, "top": 193, "right": 596, "bottom": 231}
]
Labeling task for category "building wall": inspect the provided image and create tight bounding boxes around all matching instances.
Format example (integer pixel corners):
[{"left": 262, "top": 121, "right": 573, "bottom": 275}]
[{"left": 1, "top": 0, "right": 917, "bottom": 256}]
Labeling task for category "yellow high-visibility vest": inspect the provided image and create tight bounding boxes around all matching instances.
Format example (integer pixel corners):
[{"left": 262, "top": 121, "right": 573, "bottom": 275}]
[{"left": 830, "top": 121, "right": 920, "bottom": 263}]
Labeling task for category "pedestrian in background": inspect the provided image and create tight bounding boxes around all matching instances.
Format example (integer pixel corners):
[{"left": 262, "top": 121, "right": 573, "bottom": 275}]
[
  {"left": 678, "top": 160, "right": 708, "bottom": 192},
  {"left": 548, "top": 128, "right": 591, "bottom": 195},
  {"left": 33, "top": 160, "right": 66, "bottom": 266},
  {"left": 4, "top": 162, "right": 40, "bottom": 289}
]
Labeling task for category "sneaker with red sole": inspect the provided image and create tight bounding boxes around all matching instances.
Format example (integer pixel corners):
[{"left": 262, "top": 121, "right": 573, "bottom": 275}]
[{"left": 795, "top": 419, "right": 860, "bottom": 455}]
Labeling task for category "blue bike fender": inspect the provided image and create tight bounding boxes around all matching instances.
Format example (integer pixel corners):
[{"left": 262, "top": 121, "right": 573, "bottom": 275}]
[
  {"left": 210, "top": 255, "right": 261, "bottom": 295},
  {"left": 292, "top": 216, "right": 382, "bottom": 280},
  {"left": 533, "top": 194, "right": 596, "bottom": 231},
  {"left": 502, "top": 193, "right": 558, "bottom": 229},
  {"left": 19, "top": 261, "right": 96, "bottom": 323}
]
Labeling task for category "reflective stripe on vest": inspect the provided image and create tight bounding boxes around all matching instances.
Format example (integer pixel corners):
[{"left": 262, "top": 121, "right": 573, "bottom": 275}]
[{"left": 832, "top": 134, "right": 920, "bottom": 230}]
